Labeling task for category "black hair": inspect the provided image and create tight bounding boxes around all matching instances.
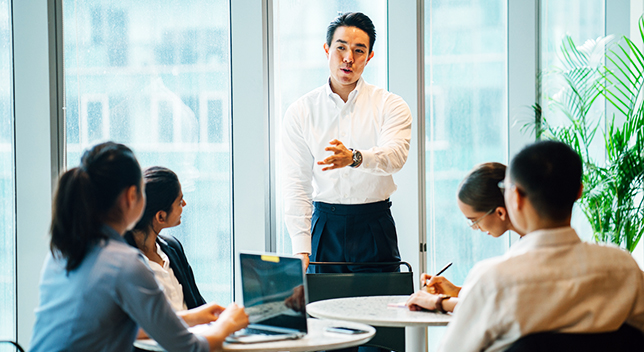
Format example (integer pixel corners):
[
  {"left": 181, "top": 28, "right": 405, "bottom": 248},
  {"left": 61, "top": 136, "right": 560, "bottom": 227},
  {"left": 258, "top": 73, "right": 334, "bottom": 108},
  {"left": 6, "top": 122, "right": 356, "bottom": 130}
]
[
  {"left": 458, "top": 162, "right": 507, "bottom": 212},
  {"left": 50, "top": 142, "right": 142, "bottom": 272},
  {"left": 133, "top": 166, "right": 181, "bottom": 233},
  {"left": 326, "top": 12, "right": 376, "bottom": 54},
  {"left": 509, "top": 140, "right": 582, "bottom": 221}
]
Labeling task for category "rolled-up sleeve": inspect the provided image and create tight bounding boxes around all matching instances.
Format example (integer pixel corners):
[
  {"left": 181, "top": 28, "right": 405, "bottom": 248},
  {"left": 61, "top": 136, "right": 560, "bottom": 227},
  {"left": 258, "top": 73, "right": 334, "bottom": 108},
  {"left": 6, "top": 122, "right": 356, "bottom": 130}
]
[
  {"left": 114, "top": 254, "right": 209, "bottom": 352},
  {"left": 359, "top": 95, "right": 412, "bottom": 175},
  {"left": 281, "top": 104, "right": 315, "bottom": 254}
]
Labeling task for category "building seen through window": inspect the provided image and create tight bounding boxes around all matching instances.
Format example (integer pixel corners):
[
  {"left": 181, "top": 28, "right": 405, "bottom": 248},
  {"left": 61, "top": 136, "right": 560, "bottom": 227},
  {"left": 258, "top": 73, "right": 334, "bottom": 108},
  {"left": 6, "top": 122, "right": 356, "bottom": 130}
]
[
  {"left": 63, "top": 0, "right": 233, "bottom": 304},
  {"left": 425, "top": 0, "right": 508, "bottom": 288}
]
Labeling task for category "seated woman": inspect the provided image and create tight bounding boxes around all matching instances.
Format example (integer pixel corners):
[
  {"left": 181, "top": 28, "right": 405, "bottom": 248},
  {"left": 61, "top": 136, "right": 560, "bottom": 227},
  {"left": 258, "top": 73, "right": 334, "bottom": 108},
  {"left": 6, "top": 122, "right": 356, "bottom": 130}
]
[
  {"left": 124, "top": 166, "right": 204, "bottom": 311},
  {"left": 30, "top": 142, "right": 248, "bottom": 352},
  {"left": 407, "top": 162, "right": 525, "bottom": 313}
]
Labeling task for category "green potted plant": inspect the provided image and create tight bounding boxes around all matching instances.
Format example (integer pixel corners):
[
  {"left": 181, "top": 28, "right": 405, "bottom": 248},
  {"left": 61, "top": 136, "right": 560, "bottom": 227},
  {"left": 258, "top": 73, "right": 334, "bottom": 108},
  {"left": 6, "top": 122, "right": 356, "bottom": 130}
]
[{"left": 531, "top": 18, "right": 644, "bottom": 252}]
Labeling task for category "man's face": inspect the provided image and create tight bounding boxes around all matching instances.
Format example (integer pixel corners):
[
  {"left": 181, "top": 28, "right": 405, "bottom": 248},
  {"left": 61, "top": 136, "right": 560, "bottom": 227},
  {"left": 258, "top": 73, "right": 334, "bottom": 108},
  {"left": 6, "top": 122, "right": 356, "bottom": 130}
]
[{"left": 324, "top": 26, "right": 374, "bottom": 91}]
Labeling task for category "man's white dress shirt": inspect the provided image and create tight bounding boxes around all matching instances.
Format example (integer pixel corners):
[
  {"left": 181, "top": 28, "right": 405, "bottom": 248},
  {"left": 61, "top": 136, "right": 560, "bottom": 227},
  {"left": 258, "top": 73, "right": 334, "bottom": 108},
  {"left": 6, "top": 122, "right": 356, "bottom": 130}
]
[
  {"left": 438, "top": 227, "right": 644, "bottom": 352},
  {"left": 147, "top": 242, "right": 188, "bottom": 312},
  {"left": 281, "top": 78, "right": 412, "bottom": 254}
]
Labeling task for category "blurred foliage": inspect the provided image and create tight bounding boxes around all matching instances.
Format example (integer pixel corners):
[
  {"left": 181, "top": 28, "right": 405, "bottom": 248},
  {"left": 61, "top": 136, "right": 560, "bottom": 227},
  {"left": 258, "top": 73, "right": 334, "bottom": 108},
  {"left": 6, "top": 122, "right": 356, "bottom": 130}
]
[{"left": 530, "top": 18, "right": 644, "bottom": 252}]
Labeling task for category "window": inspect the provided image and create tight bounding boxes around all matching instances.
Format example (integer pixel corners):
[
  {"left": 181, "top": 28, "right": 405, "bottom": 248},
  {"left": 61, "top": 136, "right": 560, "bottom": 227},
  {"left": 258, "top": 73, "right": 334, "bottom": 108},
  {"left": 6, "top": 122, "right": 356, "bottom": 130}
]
[
  {"left": 273, "top": 0, "right": 388, "bottom": 254},
  {"left": 0, "top": 0, "right": 14, "bottom": 342},
  {"left": 63, "top": 0, "right": 233, "bottom": 304},
  {"left": 424, "top": 0, "right": 508, "bottom": 291},
  {"left": 540, "top": 0, "right": 605, "bottom": 239},
  {"left": 539, "top": 0, "right": 605, "bottom": 132}
]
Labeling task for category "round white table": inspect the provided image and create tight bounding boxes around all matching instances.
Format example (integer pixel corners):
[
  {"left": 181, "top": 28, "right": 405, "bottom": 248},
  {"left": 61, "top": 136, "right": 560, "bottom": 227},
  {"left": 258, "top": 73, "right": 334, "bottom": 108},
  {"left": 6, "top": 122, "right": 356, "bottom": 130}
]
[
  {"left": 306, "top": 295, "right": 451, "bottom": 352},
  {"left": 134, "top": 318, "right": 375, "bottom": 352}
]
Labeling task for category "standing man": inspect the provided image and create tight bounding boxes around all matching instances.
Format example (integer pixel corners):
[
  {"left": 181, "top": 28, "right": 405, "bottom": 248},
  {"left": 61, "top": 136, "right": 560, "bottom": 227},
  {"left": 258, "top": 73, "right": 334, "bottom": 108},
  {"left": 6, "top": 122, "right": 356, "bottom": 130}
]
[{"left": 281, "top": 12, "right": 412, "bottom": 273}]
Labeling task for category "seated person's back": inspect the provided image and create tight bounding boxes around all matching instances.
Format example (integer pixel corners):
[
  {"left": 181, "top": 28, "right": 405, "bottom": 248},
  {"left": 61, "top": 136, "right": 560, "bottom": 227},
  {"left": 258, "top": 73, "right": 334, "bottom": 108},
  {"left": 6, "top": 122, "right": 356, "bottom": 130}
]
[{"left": 438, "top": 141, "right": 644, "bottom": 352}]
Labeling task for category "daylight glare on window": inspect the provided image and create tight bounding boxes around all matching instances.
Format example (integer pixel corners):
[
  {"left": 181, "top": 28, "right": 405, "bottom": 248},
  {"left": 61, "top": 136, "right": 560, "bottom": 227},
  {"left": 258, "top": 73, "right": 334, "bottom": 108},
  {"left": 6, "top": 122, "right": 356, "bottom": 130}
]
[{"left": 63, "top": 0, "right": 233, "bottom": 304}]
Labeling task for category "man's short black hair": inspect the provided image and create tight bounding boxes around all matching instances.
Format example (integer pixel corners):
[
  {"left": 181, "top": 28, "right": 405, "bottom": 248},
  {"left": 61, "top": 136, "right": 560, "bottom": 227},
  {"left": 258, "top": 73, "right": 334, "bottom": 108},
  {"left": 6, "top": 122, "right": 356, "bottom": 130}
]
[
  {"left": 509, "top": 140, "right": 582, "bottom": 222},
  {"left": 326, "top": 12, "right": 376, "bottom": 54}
]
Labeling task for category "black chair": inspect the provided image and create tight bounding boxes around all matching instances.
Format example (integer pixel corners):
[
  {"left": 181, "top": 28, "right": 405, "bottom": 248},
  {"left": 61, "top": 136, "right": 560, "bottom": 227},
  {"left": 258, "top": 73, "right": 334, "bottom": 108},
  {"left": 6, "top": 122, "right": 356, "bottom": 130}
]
[
  {"left": 307, "top": 261, "right": 414, "bottom": 352},
  {"left": 505, "top": 323, "right": 644, "bottom": 352},
  {"left": 0, "top": 341, "right": 25, "bottom": 352}
]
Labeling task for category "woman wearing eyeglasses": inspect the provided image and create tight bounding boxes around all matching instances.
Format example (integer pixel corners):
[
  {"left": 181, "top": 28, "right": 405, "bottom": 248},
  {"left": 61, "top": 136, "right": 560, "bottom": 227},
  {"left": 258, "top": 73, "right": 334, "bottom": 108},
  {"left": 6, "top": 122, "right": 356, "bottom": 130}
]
[{"left": 406, "top": 162, "right": 525, "bottom": 313}]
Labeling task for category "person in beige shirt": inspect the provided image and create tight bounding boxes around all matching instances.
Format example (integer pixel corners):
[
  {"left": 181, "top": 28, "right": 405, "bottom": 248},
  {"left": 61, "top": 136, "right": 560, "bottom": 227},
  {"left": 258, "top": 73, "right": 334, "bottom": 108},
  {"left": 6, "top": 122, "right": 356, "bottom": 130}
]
[{"left": 409, "top": 141, "right": 644, "bottom": 352}]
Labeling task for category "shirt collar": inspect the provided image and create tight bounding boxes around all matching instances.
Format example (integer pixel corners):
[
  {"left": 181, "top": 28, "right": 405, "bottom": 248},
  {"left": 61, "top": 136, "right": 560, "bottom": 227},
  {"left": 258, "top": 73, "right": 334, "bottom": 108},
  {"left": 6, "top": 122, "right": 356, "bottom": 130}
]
[
  {"left": 509, "top": 226, "right": 581, "bottom": 255},
  {"left": 325, "top": 77, "right": 365, "bottom": 102},
  {"left": 100, "top": 224, "right": 125, "bottom": 243}
]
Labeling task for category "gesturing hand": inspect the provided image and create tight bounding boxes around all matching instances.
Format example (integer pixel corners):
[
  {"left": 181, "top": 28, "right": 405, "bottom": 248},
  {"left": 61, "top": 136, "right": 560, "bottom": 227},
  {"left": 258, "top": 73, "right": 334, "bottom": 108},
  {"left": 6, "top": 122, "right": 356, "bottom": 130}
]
[{"left": 317, "top": 139, "right": 353, "bottom": 171}]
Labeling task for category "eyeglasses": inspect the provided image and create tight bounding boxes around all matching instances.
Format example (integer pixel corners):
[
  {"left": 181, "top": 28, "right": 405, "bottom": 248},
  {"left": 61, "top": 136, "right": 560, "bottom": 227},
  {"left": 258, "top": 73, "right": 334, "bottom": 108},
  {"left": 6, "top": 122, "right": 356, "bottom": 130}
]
[
  {"left": 497, "top": 180, "right": 506, "bottom": 193},
  {"left": 468, "top": 208, "right": 495, "bottom": 229},
  {"left": 498, "top": 180, "right": 526, "bottom": 196}
]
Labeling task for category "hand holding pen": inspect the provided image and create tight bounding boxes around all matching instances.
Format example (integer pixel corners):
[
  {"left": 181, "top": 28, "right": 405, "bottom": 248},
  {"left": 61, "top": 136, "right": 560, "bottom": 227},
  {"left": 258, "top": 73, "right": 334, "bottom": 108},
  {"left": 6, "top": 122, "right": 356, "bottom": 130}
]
[{"left": 422, "top": 262, "right": 461, "bottom": 297}]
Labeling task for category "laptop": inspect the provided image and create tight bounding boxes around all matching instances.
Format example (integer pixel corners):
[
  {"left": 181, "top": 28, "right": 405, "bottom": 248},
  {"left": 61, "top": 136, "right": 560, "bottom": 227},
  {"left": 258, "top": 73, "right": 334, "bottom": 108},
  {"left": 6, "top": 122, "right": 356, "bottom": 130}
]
[{"left": 225, "top": 252, "right": 308, "bottom": 344}]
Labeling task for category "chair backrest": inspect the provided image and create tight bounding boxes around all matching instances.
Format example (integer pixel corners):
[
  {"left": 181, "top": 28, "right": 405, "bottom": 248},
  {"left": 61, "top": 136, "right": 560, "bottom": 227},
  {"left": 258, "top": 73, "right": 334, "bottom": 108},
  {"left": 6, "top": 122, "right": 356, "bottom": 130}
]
[
  {"left": 505, "top": 323, "right": 644, "bottom": 352},
  {"left": 307, "top": 261, "right": 413, "bottom": 303},
  {"left": 0, "top": 341, "right": 25, "bottom": 352},
  {"left": 306, "top": 261, "right": 414, "bottom": 352}
]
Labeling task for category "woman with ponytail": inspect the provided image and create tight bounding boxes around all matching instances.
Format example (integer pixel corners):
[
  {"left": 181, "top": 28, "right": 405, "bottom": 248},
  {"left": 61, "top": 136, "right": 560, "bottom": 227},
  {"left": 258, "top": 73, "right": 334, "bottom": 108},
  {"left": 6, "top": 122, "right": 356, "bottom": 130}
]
[
  {"left": 31, "top": 142, "right": 248, "bottom": 352},
  {"left": 124, "top": 166, "right": 205, "bottom": 311},
  {"left": 406, "top": 162, "right": 525, "bottom": 313}
]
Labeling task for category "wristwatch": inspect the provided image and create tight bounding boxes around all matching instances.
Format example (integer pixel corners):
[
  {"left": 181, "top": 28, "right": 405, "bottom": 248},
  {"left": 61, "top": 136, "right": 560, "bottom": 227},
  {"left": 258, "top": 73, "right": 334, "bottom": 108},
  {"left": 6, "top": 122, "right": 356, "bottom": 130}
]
[
  {"left": 435, "top": 294, "right": 451, "bottom": 314},
  {"left": 349, "top": 148, "right": 363, "bottom": 168}
]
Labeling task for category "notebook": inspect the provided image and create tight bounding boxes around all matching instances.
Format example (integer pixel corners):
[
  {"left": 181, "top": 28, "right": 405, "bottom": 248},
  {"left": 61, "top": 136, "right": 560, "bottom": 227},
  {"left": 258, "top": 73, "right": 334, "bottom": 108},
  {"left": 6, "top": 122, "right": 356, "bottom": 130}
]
[{"left": 225, "top": 252, "right": 308, "bottom": 344}]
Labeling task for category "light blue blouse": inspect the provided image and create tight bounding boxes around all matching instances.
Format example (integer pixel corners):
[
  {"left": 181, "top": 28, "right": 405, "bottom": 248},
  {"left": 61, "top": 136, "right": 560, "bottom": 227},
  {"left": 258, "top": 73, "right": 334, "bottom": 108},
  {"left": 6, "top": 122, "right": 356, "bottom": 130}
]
[{"left": 30, "top": 225, "right": 209, "bottom": 352}]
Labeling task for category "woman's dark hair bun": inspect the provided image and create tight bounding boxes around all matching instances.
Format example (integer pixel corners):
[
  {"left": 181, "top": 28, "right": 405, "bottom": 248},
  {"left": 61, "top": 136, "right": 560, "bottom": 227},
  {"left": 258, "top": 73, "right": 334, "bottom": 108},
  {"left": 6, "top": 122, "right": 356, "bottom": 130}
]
[
  {"left": 457, "top": 162, "right": 506, "bottom": 213},
  {"left": 50, "top": 142, "right": 142, "bottom": 272}
]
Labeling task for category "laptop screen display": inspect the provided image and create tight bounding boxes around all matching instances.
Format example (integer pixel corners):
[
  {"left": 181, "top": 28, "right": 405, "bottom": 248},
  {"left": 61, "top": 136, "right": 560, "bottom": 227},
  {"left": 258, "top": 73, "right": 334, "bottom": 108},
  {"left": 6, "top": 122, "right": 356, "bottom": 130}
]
[{"left": 240, "top": 253, "right": 307, "bottom": 333}]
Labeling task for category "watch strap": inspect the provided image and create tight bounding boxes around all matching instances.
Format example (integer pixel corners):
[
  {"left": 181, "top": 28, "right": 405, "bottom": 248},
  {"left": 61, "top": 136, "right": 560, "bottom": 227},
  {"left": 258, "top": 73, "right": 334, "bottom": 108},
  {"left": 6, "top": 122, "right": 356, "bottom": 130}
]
[
  {"left": 349, "top": 148, "right": 362, "bottom": 168},
  {"left": 436, "top": 294, "right": 450, "bottom": 314}
]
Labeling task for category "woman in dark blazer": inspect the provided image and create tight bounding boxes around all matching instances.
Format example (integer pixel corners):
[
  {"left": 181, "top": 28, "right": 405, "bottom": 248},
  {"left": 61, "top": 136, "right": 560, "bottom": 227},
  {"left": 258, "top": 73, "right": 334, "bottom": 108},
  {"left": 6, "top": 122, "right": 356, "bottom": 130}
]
[{"left": 125, "top": 166, "right": 206, "bottom": 310}]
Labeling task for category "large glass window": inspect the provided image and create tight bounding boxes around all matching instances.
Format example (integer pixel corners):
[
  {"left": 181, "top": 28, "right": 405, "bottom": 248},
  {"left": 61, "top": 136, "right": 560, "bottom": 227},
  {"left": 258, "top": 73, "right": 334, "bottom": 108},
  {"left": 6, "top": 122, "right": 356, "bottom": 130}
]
[
  {"left": 425, "top": 0, "right": 508, "bottom": 284},
  {"left": 63, "top": 0, "right": 233, "bottom": 304},
  {"left": 273, "top": 0, "right": 388, "bottom": 254},
  {"left": 424, "top": 2, "right": 507, "bottom": 348},
  {"left": 540, "top": 0, "right": 605, "bottom": 239},
  {"left": 0, "top": 0, "right": 14, "bottom": 345},
  {"left": 539, "top": 0, "right": 605, "bottom": 132}
]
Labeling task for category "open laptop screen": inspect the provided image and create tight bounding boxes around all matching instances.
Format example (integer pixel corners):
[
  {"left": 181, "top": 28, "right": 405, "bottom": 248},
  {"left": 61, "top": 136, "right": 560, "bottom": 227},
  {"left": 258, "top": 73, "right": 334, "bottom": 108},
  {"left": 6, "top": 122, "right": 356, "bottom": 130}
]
[{"left": 240, "top": 253, "right": 308, "bottom": 333}]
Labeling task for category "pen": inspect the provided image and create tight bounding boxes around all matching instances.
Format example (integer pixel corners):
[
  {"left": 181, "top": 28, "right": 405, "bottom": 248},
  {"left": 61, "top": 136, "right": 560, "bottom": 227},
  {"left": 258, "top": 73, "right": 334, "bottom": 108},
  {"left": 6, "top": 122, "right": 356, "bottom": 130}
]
[
  {"left": 423, "top": 262, "right": 453, "bottom": 288},
  {"left": 435, "top": 262, "right": 453, "bottom": 277}
]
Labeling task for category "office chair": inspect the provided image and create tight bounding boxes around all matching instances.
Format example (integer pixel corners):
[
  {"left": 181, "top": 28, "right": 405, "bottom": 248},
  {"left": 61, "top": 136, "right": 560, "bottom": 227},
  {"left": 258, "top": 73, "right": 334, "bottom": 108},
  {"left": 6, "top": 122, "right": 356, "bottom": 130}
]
[
  {"left": 505, "top": 323, "right": 644, "bottom": 352},
  {"left": 307, "top": 261, "right": 414, "bottom": 352},
  {"left": 0, "top": 341, "right": 25, "bottom": 352}
]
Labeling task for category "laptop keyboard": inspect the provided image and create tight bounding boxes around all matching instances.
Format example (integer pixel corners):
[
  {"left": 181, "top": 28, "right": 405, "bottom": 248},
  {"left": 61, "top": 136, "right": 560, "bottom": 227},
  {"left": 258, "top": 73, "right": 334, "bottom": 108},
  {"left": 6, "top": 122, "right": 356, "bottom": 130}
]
[{"left": 242, "top": 328, "right": 286, "bottom": 336}]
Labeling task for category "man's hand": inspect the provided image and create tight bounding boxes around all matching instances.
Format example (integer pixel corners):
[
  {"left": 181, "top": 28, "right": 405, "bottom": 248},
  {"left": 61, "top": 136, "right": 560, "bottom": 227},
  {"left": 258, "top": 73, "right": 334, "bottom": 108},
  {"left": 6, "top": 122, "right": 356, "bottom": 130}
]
[
  {"left": 284, "top": 285, "right": 306, "bottom": 313},
  {"left": 317, "top": 139, "right": 353, "bottom": 171},
  {"left": 421, "top": 273, "right": 461, "bottom": 297},
  {"left": 296, "top": 253, "right": 310, "bottom": 270}
]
